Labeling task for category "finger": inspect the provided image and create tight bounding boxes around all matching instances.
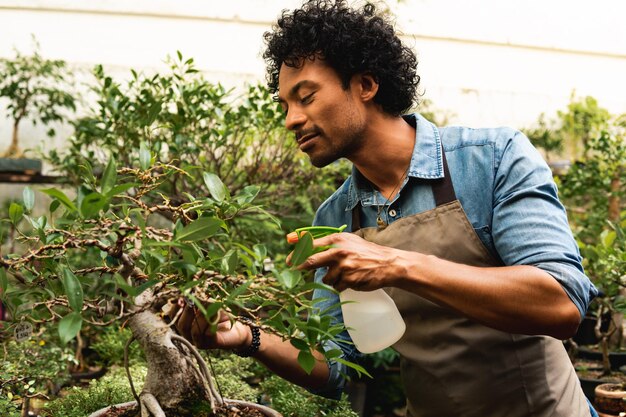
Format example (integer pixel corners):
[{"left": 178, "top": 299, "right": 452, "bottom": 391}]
[
  {"left": 321, "top": 266, "right": 342, "bottom": 287},
  {"left": 312, "top": 232, "right": 356, "bottom": 248},
  {"left": 190, "top": 311, "right": 212, "bottom": 349},
  {"left": 177, "top": 306, "right": 195, "bottom": 340},
  {"left": 162, "top": 299, "right": 179, "bottom": 322},
  {"left": 296, "top": 247, "right": 343, "bottom": 271}
]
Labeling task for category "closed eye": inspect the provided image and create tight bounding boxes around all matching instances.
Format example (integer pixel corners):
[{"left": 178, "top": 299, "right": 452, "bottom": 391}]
[{"left": 301, "top": 93, "right": 315, "bottom": 105}]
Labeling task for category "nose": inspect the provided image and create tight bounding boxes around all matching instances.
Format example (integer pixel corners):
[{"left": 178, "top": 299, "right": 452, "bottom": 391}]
[{"left": 285, "top": 108, "right": 306, "bottom": 131}]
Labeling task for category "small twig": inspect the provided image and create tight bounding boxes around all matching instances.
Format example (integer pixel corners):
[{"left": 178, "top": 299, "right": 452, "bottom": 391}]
[{"left": 124, "top": 335, "right": 140, "bottom": 404}]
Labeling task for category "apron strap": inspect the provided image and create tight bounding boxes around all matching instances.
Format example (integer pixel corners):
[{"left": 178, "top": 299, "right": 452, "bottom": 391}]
[
  {"left": 431, "top": 150, "right": 457, "bottom": 207},
  {"left": 351, "top": 148, "right": 456, "bottom": 232}
]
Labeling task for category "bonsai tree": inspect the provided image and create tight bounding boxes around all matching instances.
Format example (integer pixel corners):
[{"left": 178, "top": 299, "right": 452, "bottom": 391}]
[
  {"left": 0, "top": 156, "right": 357, "bottom": 416},
  {"left": 0, "top": 40, "right": 76, "bottom": 158}
]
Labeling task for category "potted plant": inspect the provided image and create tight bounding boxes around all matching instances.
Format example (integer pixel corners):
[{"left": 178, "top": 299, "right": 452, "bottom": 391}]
[{"left": 0, "top": 40, "right": 75, "bottom": 174}]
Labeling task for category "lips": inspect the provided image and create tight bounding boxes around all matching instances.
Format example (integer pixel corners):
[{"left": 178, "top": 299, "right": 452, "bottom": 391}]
[{"left": 297, "top": 133, "right": 319, "bottom": 150}]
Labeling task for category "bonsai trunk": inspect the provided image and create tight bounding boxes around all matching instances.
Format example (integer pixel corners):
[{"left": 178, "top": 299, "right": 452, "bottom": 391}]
[
  {"left": 126, "top": 291, "right": 217, "bottom": 417},
  {"left": 595, "top": 306, "right": 618, "bottom": 376},
  {"left": 3, "top": 119, "right": 22, "bottom": 158},
  {"left": 607, "top": 171, "right": 621, "bottom": 223}
]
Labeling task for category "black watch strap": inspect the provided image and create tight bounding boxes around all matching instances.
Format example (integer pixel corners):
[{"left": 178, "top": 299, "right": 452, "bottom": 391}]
[{"left": 234, "top": 317, "right": 260, "bottom": 357}]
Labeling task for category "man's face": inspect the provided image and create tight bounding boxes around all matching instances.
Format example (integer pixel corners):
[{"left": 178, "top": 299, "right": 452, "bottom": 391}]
[{"left": 277, "top": 58, "right": 366, "bottom": 167}]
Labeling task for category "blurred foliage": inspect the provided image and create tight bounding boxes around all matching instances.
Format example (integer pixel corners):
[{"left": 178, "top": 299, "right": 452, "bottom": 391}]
[
  {"left": 42, "top": 365, "right": 147, "bottom": 417},
  {"left": 524, "top": 94, "right": 611, "bottom": 162},
  {"left": 260, "top": 375, "right": 358, "bottom": 417},
  {"left": 0, "top": 38, "right": 76, "bottom": 157},
  {"left": 89, "top": 323, "right": 142, "bottom": 367},
  {"left": 538, "top": 99, "right": 626, "bottom": 375},
  {"left": 0, "top": 326, "right": 77, "bottom": 415},
  {"left": 45, "top": 52, "right": 347, "bottom": 255}
]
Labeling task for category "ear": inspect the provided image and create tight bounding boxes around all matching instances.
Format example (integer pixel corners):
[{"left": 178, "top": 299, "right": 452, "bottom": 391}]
[{"left": 352, "top": 73, "right": 379, "bottom": 103}]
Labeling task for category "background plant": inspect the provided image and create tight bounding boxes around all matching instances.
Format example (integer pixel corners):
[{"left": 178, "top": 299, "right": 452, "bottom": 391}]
[
  {"left": 46, "top": 52, "right": 347, "bottom": 254},
  {"left": 537, "top": 101, "right": 626, "bottom": 377},
  {"left": 524, "top": 94, "right": 611, "bottom": 162},
  {"left": 0, "top": 39, "right": 76, "bottom": 158}
]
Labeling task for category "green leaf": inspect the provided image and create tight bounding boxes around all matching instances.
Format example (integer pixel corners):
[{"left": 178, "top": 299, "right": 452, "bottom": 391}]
[
  {"left": 58, "top": 312, "right": 82, "bottom": 344},
  {"left": 8, "top": 203, "right": 23, "bottom": 224},
  {"left": 253, "top": 244, "right": 267, "bottom": 261},
  {"left": 221, "top": 250, "right": 238, "bottom": 275},
  {"left": 80, "top": 192, "right": 108, "bottom": 218},
  {"left": 277, "top": 270, "right": 302, "bottom": 290},
  {"left": 139, "top": 142, "right": 151, "bottom": 170},
  {"left": 297, "top": 350, "right": 316, "bottom": 375},
  {"left": 23, "top": 187, "right": 35, "bottom": 211},
  {"left": 41, "top": 188, "right": 77, "bottom": 212},
  {"left": 175, "top": 217, "right": 223, "bottom": 242},
  {"left": 235, "top": 185, "right": 260, "bottom": 204},
  {"left": 133, "top": 279, "right": 159, "bottom": 297},
  {"left": 202, "top": 172, "right": 229, "bottom": 202},
  {"left": 290, "top": 232, "right": 314, "bottom": 267},
  {"left": 602, "top": 230, "right": 616, "bottom": 247},
  {"left": 336, "top": 357, "right": 372, "bottom": 378},
  {"left": 0, "top": 268, "right": 7, "bottom": 293},
  {"left": 61, "top": 266, "right": 83, "bottom": 312},
  {"left": 106, "top": 182, "right": 138, "bottom": 198},
  {"left": 49, "top": 199, "right": 60, "bottom": 213},
  {"left": 100, "top": 158, "right": 117, "bottom": 194},
  {"left": 290, "top": 338, "right": 309, "bottom": 350}
]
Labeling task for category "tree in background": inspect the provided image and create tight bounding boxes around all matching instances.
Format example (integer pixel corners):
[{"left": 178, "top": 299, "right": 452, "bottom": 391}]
[
  {"left": 524, "top": 94, "right": 611, "bottom": 163},
  {"left": 0, "top": 40, "right": 75, "bottom": 158}
]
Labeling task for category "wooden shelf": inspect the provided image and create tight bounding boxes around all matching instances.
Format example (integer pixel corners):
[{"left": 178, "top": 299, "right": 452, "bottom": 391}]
[{"left": 0, "top": 172, "right": 64, "bottom": 184}]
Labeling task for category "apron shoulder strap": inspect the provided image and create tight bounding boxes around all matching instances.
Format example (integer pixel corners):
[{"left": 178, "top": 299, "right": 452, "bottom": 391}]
[{"left": 431, "top": 149, "right": 456, "bottom": 206}]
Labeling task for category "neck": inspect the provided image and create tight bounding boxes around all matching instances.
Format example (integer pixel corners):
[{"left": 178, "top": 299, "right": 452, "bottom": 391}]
[{"left": 349, "top": 113, "right": 415, "bottom": 197}]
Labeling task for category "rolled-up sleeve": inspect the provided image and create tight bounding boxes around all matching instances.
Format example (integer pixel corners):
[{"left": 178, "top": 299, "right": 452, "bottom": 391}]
[{"left": 491, "top": 131, "right": 598, "bottom": 317}]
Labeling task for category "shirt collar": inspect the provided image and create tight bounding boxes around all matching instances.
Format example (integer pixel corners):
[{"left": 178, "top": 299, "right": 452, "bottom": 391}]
[{"left": 345, "top": 113, "right": 444, "bottom": 211}]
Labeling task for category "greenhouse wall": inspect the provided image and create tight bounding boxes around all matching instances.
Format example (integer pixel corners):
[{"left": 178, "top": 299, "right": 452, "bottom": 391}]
[{"left": 0, "top": 0, "right": 625, "bottom": 157}]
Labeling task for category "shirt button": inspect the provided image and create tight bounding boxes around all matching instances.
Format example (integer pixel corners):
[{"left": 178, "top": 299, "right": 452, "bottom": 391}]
[{"left": 389, "top": 209, "right": 397, "bottom": 217}]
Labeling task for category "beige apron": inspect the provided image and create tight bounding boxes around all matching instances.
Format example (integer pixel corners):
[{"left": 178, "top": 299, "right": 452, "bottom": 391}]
[{"left": 351, "top": 151, "right": 589, "bottom": 417}]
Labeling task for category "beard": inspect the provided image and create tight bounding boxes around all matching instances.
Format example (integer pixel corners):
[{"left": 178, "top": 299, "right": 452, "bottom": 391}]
[{"left": 305, "top": 116, "right": 365, "bottom": 168}]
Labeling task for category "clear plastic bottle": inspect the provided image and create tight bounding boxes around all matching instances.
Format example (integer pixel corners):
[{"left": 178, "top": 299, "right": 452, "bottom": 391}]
[{"left": 340, "top": 288, "right": 406, "bottom": 353}]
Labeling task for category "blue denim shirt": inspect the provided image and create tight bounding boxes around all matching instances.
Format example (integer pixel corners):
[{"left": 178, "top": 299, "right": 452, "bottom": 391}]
[{"left": 309, "top": 113, "right": 598, "bottom": 399}]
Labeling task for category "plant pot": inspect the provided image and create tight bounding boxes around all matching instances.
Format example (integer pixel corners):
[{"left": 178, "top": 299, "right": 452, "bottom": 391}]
[
  {"left": 594, "top": 383, "right": 626, "bottom": 416},
  {"left": 0, "top": 157, "right": 42, "bottom": 174},
  {"left": 578, "top": 346, "right": 626, "bottom": 371},
  {"left": 88, "top": 399, "right": 282, "bottom": 417}
]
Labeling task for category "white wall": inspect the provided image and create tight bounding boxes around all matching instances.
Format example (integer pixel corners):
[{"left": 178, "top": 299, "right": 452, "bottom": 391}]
[{"left": 0, "top": 0, "right": 625, "bottom": 158}]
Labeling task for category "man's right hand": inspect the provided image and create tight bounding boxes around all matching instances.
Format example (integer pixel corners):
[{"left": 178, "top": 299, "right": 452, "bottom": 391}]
[{"left": 165, "top": 299, "right": 251, "bottom": 351}]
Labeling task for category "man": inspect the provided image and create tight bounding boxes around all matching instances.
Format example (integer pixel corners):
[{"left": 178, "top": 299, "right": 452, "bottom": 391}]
[{"left": 177, "top": 1, "right": 599, "bottom": 416}]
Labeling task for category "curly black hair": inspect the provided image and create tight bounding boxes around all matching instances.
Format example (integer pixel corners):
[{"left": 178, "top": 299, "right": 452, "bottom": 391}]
[{"left": 263, "top": 0, "right": 419, "bottom": 116}]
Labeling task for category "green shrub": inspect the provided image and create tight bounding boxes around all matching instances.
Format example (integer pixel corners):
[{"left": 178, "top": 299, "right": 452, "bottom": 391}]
[
  {"left": 260, "top": 375, "right": 358, "bottom": 417},
  {"left": 90, "top": 324, "right": 143, "bottom": 367},
  {"left": 43, "top": 366, "right": 147, "bottom": 417}
]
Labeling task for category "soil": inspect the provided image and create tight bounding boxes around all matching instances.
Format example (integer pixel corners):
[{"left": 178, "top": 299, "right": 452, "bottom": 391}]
[
  {"left": 98, "top": 403, "right": 267, "bottom": 417},
  {"left": 576, "top": 368, "right": 626, "bottom": 385}
]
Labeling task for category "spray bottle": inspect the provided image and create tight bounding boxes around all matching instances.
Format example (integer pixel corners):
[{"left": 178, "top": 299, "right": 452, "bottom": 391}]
[{"left": 287, "top": 225, "right": 405, "bottom": 353}]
